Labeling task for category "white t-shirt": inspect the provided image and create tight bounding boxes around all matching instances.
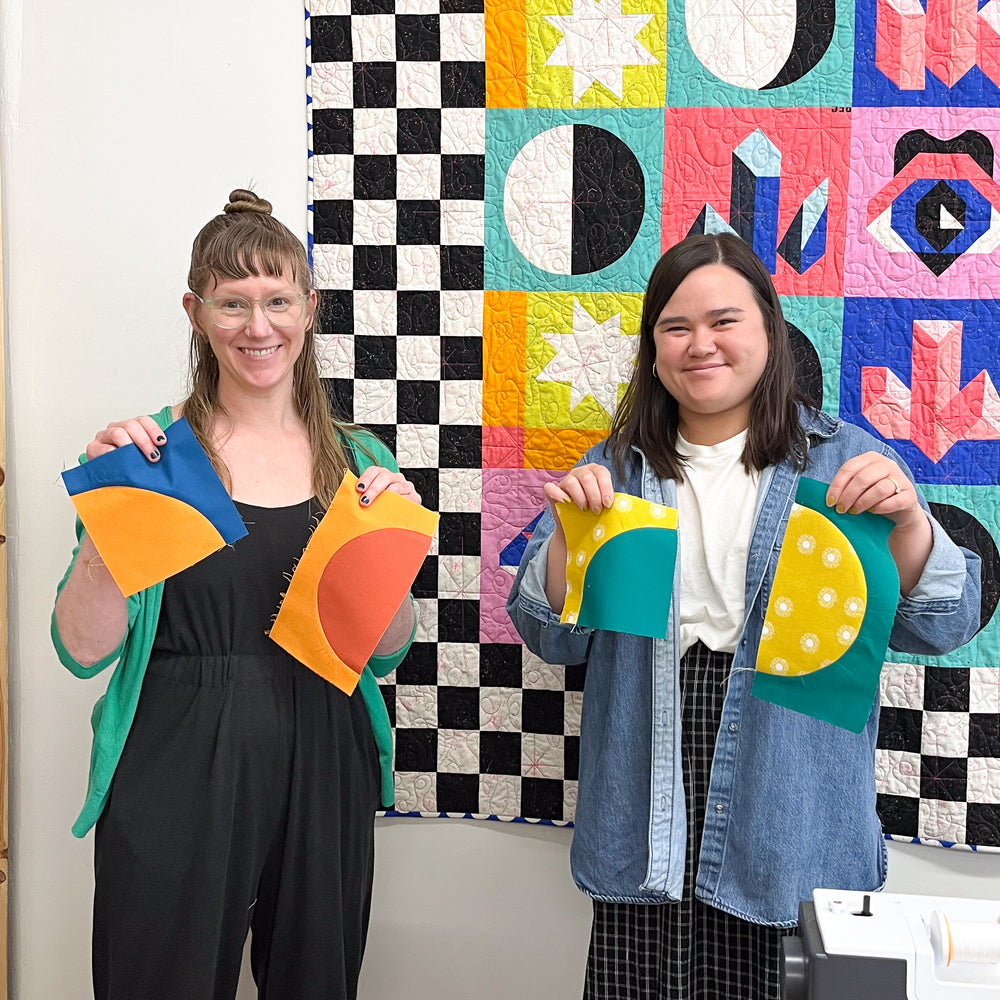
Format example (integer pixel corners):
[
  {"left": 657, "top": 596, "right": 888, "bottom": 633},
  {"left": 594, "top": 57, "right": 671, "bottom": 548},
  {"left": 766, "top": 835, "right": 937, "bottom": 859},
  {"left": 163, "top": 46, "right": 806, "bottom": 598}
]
[{"left": 676, "top": 430, "right": 761, "bottom": 655}]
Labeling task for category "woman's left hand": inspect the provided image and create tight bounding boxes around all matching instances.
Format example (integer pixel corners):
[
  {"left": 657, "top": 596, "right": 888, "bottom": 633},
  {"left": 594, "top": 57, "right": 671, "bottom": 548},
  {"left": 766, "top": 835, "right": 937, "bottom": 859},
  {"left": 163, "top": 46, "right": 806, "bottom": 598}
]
[
  {"left": 826, "top": 452, "right": 923, "bottom": 528},
  {"left": 356, "top": 466, "right": 422, "bottom": 507}
]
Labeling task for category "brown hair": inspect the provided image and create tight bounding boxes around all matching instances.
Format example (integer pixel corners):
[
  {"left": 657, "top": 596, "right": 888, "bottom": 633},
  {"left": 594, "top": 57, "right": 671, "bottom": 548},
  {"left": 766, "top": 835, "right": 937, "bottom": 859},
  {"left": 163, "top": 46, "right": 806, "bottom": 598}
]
[
  {"left": 183, "top": 188, "right": 374, "bottom": 506},
  {"left": 607, "top": 233, "right": 810, "bottom": 482}
]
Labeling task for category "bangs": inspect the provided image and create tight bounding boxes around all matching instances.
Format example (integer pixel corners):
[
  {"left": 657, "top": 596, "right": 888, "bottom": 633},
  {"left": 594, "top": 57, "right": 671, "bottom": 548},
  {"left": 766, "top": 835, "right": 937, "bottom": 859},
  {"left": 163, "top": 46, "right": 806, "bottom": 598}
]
[{"left": 190, "top": 215, "right": 309, "bottom": 292}]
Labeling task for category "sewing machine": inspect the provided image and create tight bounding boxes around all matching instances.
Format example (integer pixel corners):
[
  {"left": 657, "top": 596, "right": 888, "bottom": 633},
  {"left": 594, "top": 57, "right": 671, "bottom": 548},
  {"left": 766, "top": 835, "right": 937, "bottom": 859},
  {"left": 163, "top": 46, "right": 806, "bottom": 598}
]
[{"left": 781, "top": 889, "right": 1000, "bottom": 999}]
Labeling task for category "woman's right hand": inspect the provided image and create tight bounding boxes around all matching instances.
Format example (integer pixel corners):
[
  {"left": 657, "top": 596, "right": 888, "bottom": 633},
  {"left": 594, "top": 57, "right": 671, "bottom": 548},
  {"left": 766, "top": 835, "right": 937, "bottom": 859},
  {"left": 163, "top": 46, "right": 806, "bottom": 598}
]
[
  {"left": 543, "top": 463, "right": 615, "bottom": 515},
  {"left": 541, "top": 464, "right": 614, "bottom": 614},
  {"left": 59, "top": 416, "right": 169, "bottom": 663},
  {"left": 86, "top": 416, "right": 166, "bottom": 462}
]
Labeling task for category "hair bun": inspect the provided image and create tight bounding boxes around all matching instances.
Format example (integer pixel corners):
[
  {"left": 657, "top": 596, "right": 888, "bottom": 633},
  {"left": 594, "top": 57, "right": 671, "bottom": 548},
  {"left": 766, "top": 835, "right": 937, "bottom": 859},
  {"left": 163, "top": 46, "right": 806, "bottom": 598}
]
[{"left": 223, "top": 189, "right": 273, "bottom": 216}]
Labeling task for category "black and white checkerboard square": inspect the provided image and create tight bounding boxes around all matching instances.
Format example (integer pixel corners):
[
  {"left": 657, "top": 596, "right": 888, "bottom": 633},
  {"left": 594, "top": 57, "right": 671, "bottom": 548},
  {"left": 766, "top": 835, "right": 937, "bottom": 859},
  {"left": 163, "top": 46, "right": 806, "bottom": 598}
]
[
  {"left": 310, "top": 0, "right": 486, "bottom": 293},
  {"left": 386, "top": 644, "right": 585, "bottom": 818},
  {"left": 877, "top": 663, "right": 1000, "bottom": 848},
  {"left": 315, "top": 288, "right": 483, "bottom": 465}
]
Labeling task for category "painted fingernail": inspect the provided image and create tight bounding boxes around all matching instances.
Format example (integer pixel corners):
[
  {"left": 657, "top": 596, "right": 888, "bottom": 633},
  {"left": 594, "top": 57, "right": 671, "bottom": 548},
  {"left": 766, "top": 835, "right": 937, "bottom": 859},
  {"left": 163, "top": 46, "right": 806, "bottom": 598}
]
[
  {"left": 826, "top": 493, "right": 835, "bottom": 507},
  {"left": 836, "top": 504, "right": 846, "bottom": 514},
  {"left": 848, "top": 507, "right": 857, "bottom": 515},
  {"left": 149, "top": 449, "right": 160, "bottom": 461},
  {"left": 156, "top": 434, "right": 166, "bottom": 444},
  {"left": 360, "top": 495, "right": 370, "bottom": 505},
  {"left": 357, "top": 482, "right": 366, "bottom": 491}
]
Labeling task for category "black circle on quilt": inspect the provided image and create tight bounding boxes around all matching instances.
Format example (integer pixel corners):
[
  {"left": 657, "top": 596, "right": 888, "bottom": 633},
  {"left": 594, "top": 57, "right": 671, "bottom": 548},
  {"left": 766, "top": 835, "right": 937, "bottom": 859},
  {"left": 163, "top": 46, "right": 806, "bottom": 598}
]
[
  {"left": 572, "top": 125, "right": 644, "bottom": 274},
  {"left": 762, "top": 0, "right": 836, "bottom": 90},
  {"left": 927, "top": 502, "right": 1000, "bottom": 635},
  {"left": 787, "top": 322, "right": 823, "bottom": 409}
]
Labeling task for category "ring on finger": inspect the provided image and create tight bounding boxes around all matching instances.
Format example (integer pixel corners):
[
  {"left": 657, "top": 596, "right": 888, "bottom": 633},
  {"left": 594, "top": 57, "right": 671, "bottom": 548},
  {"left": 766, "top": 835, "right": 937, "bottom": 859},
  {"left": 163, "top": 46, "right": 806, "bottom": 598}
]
[{"left": 885, "top": 476, "right": 902, "bottom": 495}]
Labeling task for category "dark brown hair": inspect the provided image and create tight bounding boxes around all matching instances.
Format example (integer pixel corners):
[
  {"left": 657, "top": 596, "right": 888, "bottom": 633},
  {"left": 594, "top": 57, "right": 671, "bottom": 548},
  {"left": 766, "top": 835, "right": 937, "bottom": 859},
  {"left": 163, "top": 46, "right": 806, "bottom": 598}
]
[
  {"left": 607, "top": 233, "right": 810, "bottom": 481},
  {"left": 183, "top": 188, "right": 374, "bottom": 506}
]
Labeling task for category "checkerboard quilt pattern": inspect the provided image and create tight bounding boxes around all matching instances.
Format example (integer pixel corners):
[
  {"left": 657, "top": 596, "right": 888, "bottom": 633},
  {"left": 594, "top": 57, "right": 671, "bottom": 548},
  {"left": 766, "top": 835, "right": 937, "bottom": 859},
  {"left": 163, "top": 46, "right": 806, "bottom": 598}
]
[
  {"left": 310, "top": 0, "right": 588, "bottom": 821},
  {"left": 309, "top": 0, "right": 486, "bottom": 294},
  {"left": 381, "top": 645, "right": 584, "bottom": 817},
  {"left": 878, "top": 663, "right": 1000, "bottom": 849}
]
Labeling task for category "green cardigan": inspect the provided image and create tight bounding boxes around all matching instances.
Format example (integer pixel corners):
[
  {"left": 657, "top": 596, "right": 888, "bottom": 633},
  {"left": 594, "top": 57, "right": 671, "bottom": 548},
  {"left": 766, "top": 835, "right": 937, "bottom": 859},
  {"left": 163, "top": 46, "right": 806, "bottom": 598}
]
[{"left": 51, "top": 405, "right": 413, "bottom": 837}]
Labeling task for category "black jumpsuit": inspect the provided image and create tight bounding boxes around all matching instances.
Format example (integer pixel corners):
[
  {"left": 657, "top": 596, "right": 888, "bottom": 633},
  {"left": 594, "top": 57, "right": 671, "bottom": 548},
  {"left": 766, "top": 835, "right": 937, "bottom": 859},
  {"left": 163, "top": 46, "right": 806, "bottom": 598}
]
[{"left": 93, "top": 500, "right": 380, "bottom": 1000}]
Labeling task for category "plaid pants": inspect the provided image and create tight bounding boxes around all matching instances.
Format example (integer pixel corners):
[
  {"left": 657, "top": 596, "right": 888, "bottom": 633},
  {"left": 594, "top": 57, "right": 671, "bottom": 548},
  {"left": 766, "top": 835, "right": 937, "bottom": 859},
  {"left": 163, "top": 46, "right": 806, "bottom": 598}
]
[{"left": 584, "top": 643, "right": 793, "bottom": 1000}]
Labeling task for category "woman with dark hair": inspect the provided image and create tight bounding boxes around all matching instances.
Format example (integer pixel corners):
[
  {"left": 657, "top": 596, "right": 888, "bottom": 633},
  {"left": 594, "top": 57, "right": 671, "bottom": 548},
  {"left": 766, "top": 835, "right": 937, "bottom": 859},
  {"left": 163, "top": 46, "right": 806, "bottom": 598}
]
[
  {"left": 52, "top": 189, "right": 421, "bottom": 1000},
  {"left": 507, "top": 234, "right": 981, "bottom": 1000}
]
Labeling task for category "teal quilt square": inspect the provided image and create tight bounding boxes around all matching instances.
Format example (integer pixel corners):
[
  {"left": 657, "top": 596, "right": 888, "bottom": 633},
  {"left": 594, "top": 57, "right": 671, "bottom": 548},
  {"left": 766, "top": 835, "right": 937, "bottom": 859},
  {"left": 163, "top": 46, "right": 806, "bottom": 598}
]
[
  {"left": 485, "top": 108, "right": 664, "bottom": 293},
  {"left": 886, "top": 483, "right": 1000, "bottom": 669},
  {"left": 666, "top": 0, "right": 855, "bottom": 108},
  {"left": 781, "top": 295, "right": 844, "bottom": 417}
]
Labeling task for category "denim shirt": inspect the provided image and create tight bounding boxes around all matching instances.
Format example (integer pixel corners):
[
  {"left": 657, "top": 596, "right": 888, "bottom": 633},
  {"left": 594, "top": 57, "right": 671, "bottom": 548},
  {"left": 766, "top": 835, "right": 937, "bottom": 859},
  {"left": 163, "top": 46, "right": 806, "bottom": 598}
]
[{"left": 506, "top": 409, "right": 981, "bottom": 926}]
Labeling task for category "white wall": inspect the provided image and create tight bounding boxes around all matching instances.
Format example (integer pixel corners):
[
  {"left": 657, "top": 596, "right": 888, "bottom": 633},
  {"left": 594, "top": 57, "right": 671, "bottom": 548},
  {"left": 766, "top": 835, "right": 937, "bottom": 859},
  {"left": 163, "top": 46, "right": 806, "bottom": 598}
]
[{"left": 1, "top": 1, "right": 997, "bottom": 998}]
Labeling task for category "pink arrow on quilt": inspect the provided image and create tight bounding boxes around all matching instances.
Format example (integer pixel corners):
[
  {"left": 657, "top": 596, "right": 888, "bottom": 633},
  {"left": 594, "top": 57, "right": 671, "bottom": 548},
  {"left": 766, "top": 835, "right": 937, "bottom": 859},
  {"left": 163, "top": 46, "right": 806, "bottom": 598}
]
[{"left": 861, "top": 319, "right": 1000, "bottom": 461}]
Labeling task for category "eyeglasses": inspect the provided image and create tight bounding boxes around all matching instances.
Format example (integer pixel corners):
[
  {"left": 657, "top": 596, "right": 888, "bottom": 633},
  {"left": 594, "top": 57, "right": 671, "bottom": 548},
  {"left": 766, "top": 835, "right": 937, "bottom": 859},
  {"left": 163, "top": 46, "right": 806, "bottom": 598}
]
[{"left": 194, "top": 292, "right": 311, "bottom": 329}]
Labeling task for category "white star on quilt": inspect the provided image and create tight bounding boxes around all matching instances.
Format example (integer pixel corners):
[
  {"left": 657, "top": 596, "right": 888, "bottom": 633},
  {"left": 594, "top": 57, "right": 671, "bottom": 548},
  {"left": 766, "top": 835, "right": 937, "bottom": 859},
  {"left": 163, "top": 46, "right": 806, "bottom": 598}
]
[
  {"left": 537, "top": 300, "right": 636, "bottom": 415},
  {"left": 544, "top": 0, "right": 657, "bottom": 102}
]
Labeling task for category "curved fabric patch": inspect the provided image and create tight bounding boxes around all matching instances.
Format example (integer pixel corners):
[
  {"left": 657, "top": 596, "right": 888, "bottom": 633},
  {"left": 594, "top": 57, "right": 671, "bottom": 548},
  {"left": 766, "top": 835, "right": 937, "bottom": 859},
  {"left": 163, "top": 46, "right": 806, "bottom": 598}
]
[
  {"left": 269, "top": 470, "right": 439, "bottom": 695},
  {"left": 573, "top": 527, "right": 678, "bottom": 638},
  {"left": 556, "top": 491, "right": 677, "bottom": 638},
  {"left": 71, "top": 487, "right": 227, "bottom": 598},
  {"left": 752, "top": 476, "right": 899, "bottom": 733},
  {"left": 757, "top": 504, "right": 867, "bottom": 676},
  {"left": 317, "top": 529, "right": 439, "bottom": 670},
  {"left": 61, "top": 417, "right": 248, "bottom": 597}
]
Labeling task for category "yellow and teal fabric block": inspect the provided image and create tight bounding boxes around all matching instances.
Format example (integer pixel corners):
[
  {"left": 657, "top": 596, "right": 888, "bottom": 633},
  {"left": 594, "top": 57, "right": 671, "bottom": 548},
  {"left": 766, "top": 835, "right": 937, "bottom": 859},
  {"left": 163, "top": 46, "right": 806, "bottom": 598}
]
[
  {"left": 555, "top": 491, "right": 677, "bottom": 637},
  {"left": 752, "top": 476, "right": 899, "bottom": 732}
]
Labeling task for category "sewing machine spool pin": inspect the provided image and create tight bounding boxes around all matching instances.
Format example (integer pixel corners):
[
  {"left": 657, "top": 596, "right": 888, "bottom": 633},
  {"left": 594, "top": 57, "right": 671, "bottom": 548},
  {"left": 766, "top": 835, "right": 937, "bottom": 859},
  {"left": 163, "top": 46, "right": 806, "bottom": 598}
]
[{"left": 780, "top": 890, "right": 1000, "bottom": 999}]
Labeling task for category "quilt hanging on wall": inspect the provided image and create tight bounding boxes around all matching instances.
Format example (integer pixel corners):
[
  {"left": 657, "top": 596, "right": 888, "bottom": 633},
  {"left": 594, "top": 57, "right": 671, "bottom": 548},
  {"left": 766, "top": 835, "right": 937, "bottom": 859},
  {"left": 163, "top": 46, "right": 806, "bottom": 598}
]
[{"left": 304, "top": 0, "right": 1000, "bottom": 850}]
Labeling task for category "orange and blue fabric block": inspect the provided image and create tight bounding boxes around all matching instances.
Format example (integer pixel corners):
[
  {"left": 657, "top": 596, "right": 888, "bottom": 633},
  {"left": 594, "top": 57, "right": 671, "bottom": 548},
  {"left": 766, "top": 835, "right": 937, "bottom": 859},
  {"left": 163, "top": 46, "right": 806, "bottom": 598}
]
[
  {"left": 61, "top": 417, "right": 248, "bottom": 598},
  {"left": 269, "top": 471, "right": 439, "bottom": 695}
]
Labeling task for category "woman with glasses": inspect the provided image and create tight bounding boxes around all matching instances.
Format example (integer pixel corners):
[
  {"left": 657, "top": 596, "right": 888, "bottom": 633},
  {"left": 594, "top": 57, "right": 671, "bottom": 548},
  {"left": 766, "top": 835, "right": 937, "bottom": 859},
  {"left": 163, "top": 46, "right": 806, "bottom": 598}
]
[{"left": 51, "top": 189, "right": 420, "bottom": 1000}]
